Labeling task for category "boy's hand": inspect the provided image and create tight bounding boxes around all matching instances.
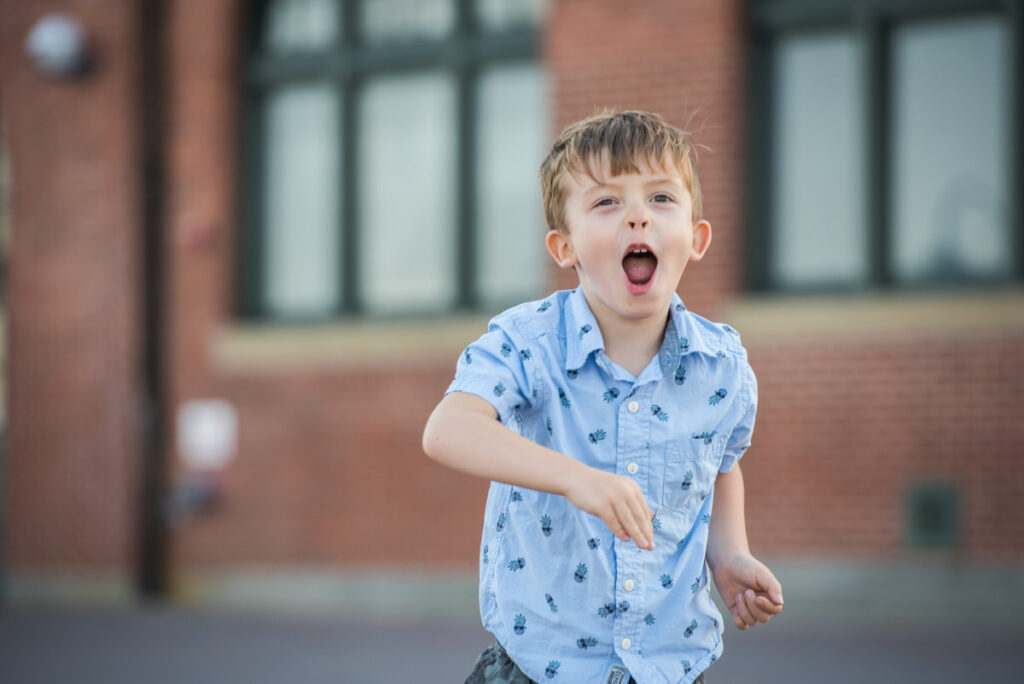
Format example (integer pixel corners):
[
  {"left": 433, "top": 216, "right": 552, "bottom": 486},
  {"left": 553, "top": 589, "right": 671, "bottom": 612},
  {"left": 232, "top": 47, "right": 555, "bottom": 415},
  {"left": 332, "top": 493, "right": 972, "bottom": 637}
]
[
  {"left": 564, "top": 467, "right": 655, "bottom": 550},
  {"left": 710, "top": 552, "right": 783, "bottom": 630}
]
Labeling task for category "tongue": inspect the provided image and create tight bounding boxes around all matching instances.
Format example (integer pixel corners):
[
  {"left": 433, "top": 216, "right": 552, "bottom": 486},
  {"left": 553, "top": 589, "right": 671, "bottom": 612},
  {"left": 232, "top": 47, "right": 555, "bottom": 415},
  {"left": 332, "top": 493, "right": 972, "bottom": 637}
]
[{"left": 623, "top": 254, "right": 656, "bottom": 285}]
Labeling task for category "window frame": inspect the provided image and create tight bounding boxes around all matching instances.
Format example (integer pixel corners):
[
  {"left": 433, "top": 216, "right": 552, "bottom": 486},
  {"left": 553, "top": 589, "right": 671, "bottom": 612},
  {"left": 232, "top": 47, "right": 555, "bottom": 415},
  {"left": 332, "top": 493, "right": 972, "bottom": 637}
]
[
  {"left": 239, "top": 0, "right": 541, "bottom": 320},
  {"left": 746, "top": 0, "right": 1024, "bottom": 294}
]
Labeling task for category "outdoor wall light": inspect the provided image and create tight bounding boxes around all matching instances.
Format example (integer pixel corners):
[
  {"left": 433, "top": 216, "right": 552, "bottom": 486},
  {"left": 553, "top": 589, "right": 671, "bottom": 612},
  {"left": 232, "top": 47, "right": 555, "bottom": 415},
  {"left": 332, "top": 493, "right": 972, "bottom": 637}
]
[{"left": 25, "top": 13, "right": 93, "bottom": 78}]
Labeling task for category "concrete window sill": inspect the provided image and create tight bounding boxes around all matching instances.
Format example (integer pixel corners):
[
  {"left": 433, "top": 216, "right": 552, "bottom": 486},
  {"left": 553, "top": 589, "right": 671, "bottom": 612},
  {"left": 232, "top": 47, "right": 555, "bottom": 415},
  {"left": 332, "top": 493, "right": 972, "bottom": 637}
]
[
  {"left": 213, "top": 289, "right": 1024, "bottom": 372},
  {"left": 723, "top": 288, "right": 1024, "bottom": 344},
  {"left": 214, "top": 315, "right": 492, "bottom": 372}
]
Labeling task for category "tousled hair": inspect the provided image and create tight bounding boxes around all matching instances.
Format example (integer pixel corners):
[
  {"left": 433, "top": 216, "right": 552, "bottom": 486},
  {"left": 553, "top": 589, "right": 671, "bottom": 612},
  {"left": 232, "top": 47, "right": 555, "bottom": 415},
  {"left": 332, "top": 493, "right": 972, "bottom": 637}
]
[{"left": 540, "top": 110, "right": 703, "bottom": 234}]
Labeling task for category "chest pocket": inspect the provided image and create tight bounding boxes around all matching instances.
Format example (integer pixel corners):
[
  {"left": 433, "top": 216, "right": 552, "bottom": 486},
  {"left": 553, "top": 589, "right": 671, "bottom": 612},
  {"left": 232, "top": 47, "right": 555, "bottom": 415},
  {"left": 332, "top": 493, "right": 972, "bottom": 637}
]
[{"left": 661, "top": 432, "right": 725, "bottom": 514}]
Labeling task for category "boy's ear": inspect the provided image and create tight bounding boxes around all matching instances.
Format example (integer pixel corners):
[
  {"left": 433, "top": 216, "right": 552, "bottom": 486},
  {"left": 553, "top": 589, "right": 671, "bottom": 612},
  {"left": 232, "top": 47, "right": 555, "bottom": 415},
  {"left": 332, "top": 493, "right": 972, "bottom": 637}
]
[
  {"left": 689, "top": 220, "right": 712, "bottom": 262},
  {"left": 545, "top": 229, "right": 578, "bottom": 268}
]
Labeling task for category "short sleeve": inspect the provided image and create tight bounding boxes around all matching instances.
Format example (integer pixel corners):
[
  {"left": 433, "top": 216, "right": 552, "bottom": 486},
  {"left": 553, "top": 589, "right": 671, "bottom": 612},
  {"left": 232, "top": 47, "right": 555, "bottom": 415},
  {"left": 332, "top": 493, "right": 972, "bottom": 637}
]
[
  {"left": 719, "top": 358, "right": 757, "bottom": 473},
  {"left": 446, "top": 324, "right": 534, "bottom": 425}
]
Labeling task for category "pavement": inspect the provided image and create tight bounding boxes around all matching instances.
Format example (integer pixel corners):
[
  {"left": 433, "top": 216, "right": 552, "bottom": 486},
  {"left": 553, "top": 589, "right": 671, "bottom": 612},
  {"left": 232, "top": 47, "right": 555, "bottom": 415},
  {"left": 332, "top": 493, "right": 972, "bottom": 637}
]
[
  {"left": 3, "top": 560, "right": 1024, "bottom": 683},
  {"left": 1, "top": 603, "right": 1022, "bottom": 683}
]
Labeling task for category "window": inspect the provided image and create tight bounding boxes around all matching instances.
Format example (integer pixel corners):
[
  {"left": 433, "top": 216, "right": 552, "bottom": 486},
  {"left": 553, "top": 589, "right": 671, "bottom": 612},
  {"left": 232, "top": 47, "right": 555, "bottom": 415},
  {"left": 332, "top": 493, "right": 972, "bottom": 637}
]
[
  {"left": 891, "top": 17, "right": 1010, "bottom": 284},
  {"left": 241, "top": 0, "right": 549, "bottom": 320},
  {"left": 749, "top": 1, "right": 1021, "bottom": 292},
  {"left": 771, "top": 32, "right": 867, "bottom": 288}
]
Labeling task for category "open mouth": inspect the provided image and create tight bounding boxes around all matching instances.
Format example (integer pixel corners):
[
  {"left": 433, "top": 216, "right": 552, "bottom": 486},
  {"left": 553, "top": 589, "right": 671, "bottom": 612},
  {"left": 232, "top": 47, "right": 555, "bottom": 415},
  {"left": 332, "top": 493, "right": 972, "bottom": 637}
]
[{"left": 622, "top": 245, "right": 658, "bottom": 287}]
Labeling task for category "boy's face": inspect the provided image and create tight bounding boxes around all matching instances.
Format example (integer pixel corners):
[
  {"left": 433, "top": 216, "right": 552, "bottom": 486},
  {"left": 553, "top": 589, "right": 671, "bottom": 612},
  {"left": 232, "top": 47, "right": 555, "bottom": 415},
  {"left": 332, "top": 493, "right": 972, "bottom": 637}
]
[{"left": 546, "top": 154, "right": 711, "bottom": 329}]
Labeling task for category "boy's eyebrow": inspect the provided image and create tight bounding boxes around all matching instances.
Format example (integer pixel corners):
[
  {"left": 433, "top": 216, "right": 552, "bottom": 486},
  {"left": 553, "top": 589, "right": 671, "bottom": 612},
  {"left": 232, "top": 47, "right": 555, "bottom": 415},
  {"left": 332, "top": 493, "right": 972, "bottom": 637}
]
[
  {"left": 579, "top": 174, "right": 683, "bottom": 195},
  {"left": 644, "top": 175, "right": 684, "bottom": 187}
]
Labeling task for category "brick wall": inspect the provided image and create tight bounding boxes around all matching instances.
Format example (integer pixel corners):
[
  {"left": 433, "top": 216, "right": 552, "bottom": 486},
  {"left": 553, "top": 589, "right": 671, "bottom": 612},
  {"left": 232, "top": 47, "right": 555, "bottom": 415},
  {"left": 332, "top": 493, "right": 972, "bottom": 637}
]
[
  {"left": 744, "top": 333, "right": 1024, "bottom": 559},
  {"left": 1, "top": 0, "right": 142, "bottom": 573},
  {"left": 179, "top": 364, "right": 487, "bottom": 566}
]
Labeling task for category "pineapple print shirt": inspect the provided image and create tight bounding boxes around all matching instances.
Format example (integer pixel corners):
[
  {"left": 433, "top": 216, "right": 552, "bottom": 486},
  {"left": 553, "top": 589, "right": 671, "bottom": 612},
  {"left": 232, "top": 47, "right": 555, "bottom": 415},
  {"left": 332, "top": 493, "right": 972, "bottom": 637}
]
[{"left": 447, "top": 288, "right": 757, "bottom": 684}]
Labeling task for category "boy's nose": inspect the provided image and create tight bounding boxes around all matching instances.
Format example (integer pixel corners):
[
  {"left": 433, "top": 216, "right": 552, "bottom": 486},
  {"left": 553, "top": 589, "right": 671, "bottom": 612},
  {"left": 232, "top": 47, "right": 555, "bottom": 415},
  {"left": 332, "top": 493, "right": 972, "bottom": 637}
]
[{"left": 626, "top": 200, "right": 651, "bottom": 229}]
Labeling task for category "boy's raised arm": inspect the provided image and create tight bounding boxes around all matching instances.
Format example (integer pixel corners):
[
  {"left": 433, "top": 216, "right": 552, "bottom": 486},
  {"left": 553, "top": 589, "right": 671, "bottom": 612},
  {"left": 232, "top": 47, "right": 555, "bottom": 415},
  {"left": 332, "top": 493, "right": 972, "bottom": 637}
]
[{"left": 423, "top": 391, "right": 655, "bottom": 550}]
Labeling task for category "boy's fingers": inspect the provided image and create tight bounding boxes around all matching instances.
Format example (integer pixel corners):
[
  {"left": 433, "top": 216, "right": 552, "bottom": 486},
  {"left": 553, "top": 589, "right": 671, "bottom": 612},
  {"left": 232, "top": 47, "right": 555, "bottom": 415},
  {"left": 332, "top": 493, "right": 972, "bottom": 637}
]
[
  {"left": 618, "top": 499, "right": 651, "bottom": 548},
  {"left": 614, "top": 500, "right": 649, "bottom": 550},
  {"left": 757, "top": 567, "right": 784, "bottom": 605},
  {"left": 743, "top": 592, "right": 775, "bottom": 623},
  {"left": 627, "top": 497, "right": 654, "bottom": 549},
  {"left": 607, "top": 517, "right": 629, "bottom": 542},
  {"left": 598, "top": 504, "right": 628, "bottom": 542},
  {"left": 753, "top": 594, "right": 783, "bottom": 617},
  {"left": 731, "top": 602, "right": 751, "bottom": 630},
  {"left": 734, "top": 592, "right": 757, "bottom": 627}
]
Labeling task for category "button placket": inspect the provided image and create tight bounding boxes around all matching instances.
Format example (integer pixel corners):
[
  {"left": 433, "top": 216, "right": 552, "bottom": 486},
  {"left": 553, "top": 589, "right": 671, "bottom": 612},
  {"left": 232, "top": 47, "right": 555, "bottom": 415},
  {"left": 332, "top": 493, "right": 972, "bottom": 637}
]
[{"left": 614, "top": 385, "right": 648, "bottom": 659}]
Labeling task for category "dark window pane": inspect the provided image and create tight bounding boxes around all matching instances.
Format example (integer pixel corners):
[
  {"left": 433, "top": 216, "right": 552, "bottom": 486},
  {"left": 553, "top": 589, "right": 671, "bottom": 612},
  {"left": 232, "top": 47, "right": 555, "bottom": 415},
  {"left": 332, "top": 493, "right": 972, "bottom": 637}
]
[
  {"left": 358, "top": 73, "right": 457, "bottom": 314},
  {"left": 263, "top": 83, "right": 341, "bottom": 317},
  {"left": 891, "top": 17, "right": 1010, "bottom": 283},
  {"left": 772, "top": 32, "right": 868, "bottom": 287},
  {"left": 264, "top": 0, "right": 339, "bottom": 53},
  {"left": 475, "top": 63, "right": 548, "bottom": 307},
  {"left": 476, "top": 0, "right": 548, "bottom": 31},
  {"left": 361, "top": 0, "right": 453, "bottom": 43}
]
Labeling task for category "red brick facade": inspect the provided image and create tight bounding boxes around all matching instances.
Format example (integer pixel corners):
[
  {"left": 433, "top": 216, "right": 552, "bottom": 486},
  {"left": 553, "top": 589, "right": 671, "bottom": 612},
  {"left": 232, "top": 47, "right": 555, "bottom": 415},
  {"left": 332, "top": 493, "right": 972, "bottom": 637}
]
[
  {"left": 747, "top": 329, "right": 1024, "bottom": 560},
  {"left": 2, "top": 0, "right": 1021, "bottom": 598},
  {"left": 1, "top": 0, "right": 143, "bottom": 574}
]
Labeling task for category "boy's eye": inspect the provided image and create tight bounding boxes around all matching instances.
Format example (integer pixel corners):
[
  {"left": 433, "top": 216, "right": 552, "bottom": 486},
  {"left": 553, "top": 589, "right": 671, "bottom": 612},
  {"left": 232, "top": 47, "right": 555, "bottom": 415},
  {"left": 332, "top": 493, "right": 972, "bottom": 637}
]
[
  {"left": 652, "top": 194, "right": 673, "bottom": 203},
  {"left": 595, "top": 198, "right": 616, "bottom": 207}
]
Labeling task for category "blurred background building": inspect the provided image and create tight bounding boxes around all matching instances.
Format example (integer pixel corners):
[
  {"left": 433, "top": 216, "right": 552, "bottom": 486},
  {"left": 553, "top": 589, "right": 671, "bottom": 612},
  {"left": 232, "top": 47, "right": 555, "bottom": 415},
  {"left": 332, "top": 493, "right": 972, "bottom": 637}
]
[{"left": 0, "top": 0, "right": 1021, "bottom": 614}]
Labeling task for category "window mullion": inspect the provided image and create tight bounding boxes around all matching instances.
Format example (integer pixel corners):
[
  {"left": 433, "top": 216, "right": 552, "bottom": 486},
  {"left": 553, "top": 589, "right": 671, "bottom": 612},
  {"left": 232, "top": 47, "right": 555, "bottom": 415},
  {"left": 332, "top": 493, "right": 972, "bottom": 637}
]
[
  {"left": 456, "top": 65, "right": 477, "bottom": 310},
  {"left": 340, "top": 1, "right": 358, "bottom": 314},
  {"left": 340, "top": 72, "right": 360, "bottom": 315},
  {"left": 454, "top": 0, "right": 475, "bottom": 310},
  {"left": 241, "top": 89, "right": 268, "bottom": 318},
  {"left": 1011, "top": 0, "right": 1024, "bottom": 281},
  {"left": 864, "top": 11, "right": 891, "bottom": 288},
  {"left": 747, "top": 31, "right": 773, "bottom": 292}
]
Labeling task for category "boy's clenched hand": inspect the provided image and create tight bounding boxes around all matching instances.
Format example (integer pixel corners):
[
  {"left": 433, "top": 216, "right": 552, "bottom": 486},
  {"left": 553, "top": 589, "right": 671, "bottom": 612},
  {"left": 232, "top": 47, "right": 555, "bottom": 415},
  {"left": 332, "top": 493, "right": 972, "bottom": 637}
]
[
  {"left": 564, "top": 467, "right": 655, "bottom": 551},
  {"left": 710, "top": 552, "right": 783, "bottom": 630}
]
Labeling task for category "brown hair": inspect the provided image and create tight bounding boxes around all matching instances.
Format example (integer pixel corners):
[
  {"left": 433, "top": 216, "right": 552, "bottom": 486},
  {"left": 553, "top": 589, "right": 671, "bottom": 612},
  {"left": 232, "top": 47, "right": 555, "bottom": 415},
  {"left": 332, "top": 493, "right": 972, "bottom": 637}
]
[{"left": 540, "top": 110, "right": 703, "bottom": 233}]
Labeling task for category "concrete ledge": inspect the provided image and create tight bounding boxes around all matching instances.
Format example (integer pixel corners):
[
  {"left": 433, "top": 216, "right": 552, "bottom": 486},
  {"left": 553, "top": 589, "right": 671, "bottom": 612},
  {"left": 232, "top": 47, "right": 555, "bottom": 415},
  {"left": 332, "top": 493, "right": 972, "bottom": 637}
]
[
  {"left": 757, "top": 556, "right": 1024, "bottom": 627},
  {"left": 178, "top": 559, "right": 1024, "bottom": 627},
  {"left": 214, "top": 315, "right": 491, "bottom": 372},
  {"left": 174, "top": 567, "right": 480, "bottom": 620},
  {"left": 9, "top": 559, "right": 1023, "bottom": 628},
  {"left": 725, "top": 288, "right": 1024, "bottom": 343},
  {"left": 4, "top": 572, "right": 135, "bottom": 606}
]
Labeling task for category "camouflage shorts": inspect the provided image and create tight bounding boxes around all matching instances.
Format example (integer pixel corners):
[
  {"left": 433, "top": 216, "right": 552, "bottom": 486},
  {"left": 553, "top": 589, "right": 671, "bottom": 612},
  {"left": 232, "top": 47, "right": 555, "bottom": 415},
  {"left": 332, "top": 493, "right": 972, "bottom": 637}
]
[{"left": 465, "top": 642, "right": 706, "bottom": 684}]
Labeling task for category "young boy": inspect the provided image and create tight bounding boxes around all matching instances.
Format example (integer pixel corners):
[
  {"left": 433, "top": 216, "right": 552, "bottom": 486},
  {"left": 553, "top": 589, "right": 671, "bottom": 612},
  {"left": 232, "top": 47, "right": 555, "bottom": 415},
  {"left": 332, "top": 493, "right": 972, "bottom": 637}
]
[{"left": 423, "top": 110, "right": 782, "bottom": 684}]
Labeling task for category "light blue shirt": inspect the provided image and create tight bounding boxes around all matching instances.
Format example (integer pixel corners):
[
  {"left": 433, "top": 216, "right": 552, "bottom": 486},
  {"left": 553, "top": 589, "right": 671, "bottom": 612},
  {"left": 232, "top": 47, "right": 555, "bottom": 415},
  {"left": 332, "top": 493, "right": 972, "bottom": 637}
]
[{"left": 447, "top": 288, "right": 757, "bottom": 684}]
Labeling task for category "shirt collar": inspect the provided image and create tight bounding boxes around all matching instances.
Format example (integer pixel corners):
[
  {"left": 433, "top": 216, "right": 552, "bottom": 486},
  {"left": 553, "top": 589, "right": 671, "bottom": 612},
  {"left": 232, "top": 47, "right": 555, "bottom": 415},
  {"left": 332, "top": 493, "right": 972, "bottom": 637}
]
[
  {"left": 564, "top": 289, "right": 718, "bottom": 373},
  {"left": 667, "top": 293, "right": 720, "bottom": 361},
  {"left": 564, "top": 288, "right": 605, "bottom": 371}
]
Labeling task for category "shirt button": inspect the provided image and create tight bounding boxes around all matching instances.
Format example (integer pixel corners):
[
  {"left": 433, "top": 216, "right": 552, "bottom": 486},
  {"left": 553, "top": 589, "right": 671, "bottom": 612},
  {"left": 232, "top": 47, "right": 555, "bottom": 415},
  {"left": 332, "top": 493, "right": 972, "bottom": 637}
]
[
  {"left": 621, "top": 638, "right": 632, "bottom": 650},
  {"left": 626, "top": 462, "right": 639, "bottom": 475},
  {"left": 624, "top": 579, "right": 635, "bottom": 591},
  {"left": 627, "top": 401, "right": 639, "bottom": 413}
]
